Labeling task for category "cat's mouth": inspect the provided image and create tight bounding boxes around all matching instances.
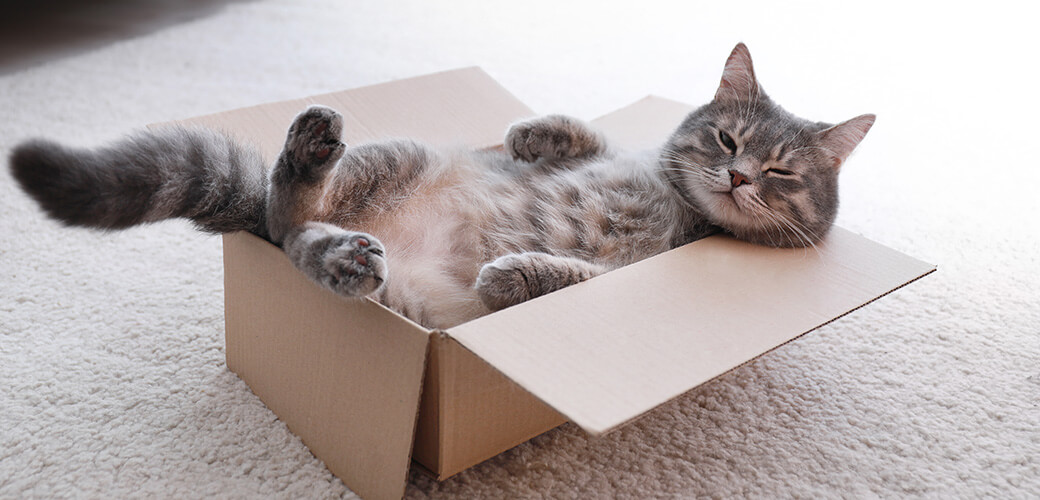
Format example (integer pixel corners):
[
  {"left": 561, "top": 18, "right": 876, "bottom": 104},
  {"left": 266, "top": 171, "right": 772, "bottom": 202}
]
[
  {"left": 704, "top": 186, "right": 759, "bottom": 228},
  {"left": 686, "top": 173, "right": 759, "bottom": 230}
]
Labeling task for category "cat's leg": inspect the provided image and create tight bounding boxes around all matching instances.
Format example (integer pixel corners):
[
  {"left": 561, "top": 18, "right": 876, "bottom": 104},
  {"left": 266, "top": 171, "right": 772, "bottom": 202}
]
[
  {"left": 267, "top": 105, "right": 348, "bottom": 244},
  {"left": 283, "top": 221, "right": 386, "bottom": 297},
  {"left": 267, "top": 105, "right": 387, "bottom": 297},
  {"left": 505, "top": 115, "right": 607, "bottom": 162},
  {"left": 475, "top": 252, "right": 606, "bottom": 310}
]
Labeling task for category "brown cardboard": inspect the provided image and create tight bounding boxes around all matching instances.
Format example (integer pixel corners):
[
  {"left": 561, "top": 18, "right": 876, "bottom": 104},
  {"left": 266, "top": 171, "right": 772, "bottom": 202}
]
[
  {"left": 591, "top": 95, "right": 695, "bottom": 150},
  {"left": 165, "top": 68, "right": 935, "bottom": 497},
  {"left": 173, "top": 66, "right": 535, "bottom": 157},
  {"left": 447, "top": 226, "right": 936, "bottom": 434},
  {"left": 413, "top": 334, "right": 566, "bottom": 478},
  {"left": 222, "top": 231, "right": 428, "bottom": 500}
]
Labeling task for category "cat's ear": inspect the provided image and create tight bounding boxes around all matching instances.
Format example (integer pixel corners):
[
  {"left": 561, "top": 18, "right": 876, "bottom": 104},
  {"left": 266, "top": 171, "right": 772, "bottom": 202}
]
[
  {"left": 714, "top": 43, "right": 763, "bottom": 102},
  {"left": 816, "top": 114, "right": 876, "bottom": 170}
]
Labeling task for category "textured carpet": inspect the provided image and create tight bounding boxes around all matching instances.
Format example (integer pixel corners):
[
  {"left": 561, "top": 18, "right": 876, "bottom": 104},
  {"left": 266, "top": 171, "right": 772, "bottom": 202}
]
[{"left": 1, "top": 1, "right": 1037, "bottom": 498}]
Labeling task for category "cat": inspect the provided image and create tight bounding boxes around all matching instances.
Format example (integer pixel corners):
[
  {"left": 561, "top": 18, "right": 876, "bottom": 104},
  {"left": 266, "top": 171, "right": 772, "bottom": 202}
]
[{"left": 8, "top": 43, "right": 874, "bottom": 329}]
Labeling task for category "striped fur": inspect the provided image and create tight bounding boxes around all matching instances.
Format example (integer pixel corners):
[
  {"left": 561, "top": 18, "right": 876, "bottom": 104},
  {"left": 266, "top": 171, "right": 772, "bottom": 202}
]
[
  {"left": 10, "top": 127, "right": 268, "bottom": 238},
  {"left": 7, "top": 43, "right": 874, "bottom": 329}
]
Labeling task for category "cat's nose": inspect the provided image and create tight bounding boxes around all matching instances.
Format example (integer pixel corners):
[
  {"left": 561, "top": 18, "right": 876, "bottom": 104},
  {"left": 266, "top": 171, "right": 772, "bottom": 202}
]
[{"left": 728, "top": 170, "right": 751, "bottom": 188}]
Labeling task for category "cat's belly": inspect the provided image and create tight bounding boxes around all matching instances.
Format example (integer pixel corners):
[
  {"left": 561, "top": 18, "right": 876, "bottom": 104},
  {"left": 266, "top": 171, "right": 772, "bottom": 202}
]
[{"left": 362, "top": 185, "right": 489, "bottom": 329}]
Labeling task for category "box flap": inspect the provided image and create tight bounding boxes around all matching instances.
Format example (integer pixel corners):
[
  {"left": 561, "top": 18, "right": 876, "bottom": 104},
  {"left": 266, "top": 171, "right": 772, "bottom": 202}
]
[
  {"left": 447, "top": 226, "right": 935, "bottom": 435},
  {"left": 172, "top": 67, "right": 535, "bottom": 158},
  {"left": 589, "top": 95, "right": 695, "bottom": 150}
]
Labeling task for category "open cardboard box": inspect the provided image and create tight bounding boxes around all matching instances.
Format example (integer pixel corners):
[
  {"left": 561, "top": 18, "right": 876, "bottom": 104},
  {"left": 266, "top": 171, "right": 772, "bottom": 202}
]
[{"left": 164, "top": 68, "right": 935, "bottom": 500}]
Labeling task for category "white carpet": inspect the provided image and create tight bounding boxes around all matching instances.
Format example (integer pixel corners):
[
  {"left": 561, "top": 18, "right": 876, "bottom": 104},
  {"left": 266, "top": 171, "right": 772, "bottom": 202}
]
[{"left": 1, "top": 1, "right": 1037, "bottom": 498}]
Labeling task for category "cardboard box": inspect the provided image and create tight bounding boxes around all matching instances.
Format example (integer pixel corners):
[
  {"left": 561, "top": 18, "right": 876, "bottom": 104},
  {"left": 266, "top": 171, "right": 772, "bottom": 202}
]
[{"left": 167, "top": 68, "right": 935, "bottom": 500}]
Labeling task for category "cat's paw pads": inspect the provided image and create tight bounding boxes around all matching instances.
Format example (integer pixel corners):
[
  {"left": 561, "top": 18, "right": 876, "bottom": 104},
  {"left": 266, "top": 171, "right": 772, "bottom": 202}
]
[
  {"left": 475, "top": 255, "right": 532, "bottom": 310},
  {"left": 286, "top": 105, "right": 346, "bottom": 174},
  {"left": 505, "top": 121, "right": 569, "bottom": 163},
  {"left": 322, "top": 233, "right": 387, "bottom": 297}
]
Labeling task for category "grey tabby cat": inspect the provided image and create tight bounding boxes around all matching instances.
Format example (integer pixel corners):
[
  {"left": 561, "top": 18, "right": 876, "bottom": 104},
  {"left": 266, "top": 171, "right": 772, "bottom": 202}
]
[{"left": 9, "top": 44, "right": 874, "bottom": 329}]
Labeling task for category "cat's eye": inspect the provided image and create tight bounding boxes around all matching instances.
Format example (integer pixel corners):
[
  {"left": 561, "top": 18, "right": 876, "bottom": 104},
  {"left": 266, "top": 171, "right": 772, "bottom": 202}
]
[
  {"left": 718, "top": 130, "right": 737, "bottom": 154},
  {"left": 767, "top": 167, "right": 796, "bottom": 176}
]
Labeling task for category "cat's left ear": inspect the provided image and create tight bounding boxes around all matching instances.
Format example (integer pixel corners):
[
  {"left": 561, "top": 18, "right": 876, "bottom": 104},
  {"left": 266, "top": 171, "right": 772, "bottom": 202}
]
[{"left": 816, "top": 114, "right": 876, "bottom": 170}]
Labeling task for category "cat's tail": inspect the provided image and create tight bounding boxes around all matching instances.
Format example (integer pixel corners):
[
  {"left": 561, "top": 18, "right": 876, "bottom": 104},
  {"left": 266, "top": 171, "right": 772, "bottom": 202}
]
[{"left": 8, "top": 126, "right": 270, "bottom": 240}]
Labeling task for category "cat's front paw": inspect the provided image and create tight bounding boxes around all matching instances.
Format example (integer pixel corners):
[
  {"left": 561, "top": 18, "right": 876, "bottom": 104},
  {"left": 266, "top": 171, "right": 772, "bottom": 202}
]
[
  {"left": 475, "top": 255, "right": 533, "bottom": 310},
  {"left": 320, "top": 232, "right": 387, "bottom": 297},
  {"left": 505, "top": 120, "right": 567, "bottom": 163},
  {"left": 284, "top": 105, "right": 346, "bottom": 179},
  {"left": 505, "top": 115, "right": 605, "bottom": 163}
]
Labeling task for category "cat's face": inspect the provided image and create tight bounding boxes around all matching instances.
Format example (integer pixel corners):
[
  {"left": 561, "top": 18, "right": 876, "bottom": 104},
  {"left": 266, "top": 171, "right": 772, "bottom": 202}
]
[{"left": 662, "top": 43, "right": 874, "bottom": 248}]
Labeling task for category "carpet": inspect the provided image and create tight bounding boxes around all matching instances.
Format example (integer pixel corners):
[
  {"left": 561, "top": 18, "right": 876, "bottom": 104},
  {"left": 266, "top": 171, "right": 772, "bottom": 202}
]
[{"left": 1, "top": 1, "right": 1037, "bottom": 498}]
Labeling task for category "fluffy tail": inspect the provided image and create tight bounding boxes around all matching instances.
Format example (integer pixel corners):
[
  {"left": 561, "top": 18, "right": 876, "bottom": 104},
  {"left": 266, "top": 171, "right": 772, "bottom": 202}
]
[{"left": 9, "top": 126, "right": 269, "bottom": 240}]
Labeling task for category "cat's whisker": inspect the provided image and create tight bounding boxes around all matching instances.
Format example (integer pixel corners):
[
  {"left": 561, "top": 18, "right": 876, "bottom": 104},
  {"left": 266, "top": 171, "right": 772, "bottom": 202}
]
[
  {"left": 747, "top": 198, "right": 794, "bottom": 248},
  {"left": 773, "top": 211, "right": 820, "bottom": 254},
  {"left": 743, "top": 192, "right": 820, "bottom": 253},
  {"left": 659, "top": 152, "right": 705, "bottom": 171},
  {"left": 747, "top": 207, "right": 785, "bottom": 248}
]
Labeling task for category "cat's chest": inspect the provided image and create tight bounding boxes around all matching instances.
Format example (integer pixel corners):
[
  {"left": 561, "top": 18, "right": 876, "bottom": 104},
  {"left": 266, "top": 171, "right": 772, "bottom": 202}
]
[{"left": 505, "top": 160, "right": 682, "bottom": 263}]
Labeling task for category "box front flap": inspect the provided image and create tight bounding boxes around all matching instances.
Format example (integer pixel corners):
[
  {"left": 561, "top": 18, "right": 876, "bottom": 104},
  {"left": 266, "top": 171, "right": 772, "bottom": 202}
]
[
  {"left": 448, "top": 227, "right": 934, "bottom": 435},
  {"left": 446, "top": 96, "right": 935, "bottom": 435}
]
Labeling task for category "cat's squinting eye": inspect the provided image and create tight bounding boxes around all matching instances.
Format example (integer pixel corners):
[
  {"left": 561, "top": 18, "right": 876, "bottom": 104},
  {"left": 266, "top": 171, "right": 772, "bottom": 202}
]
[
  {"left": 767, "top": 168, "right": 796, "bottom": 176},
  {"left": 718, "top": 130, "right": 737, "bottom": 154}
]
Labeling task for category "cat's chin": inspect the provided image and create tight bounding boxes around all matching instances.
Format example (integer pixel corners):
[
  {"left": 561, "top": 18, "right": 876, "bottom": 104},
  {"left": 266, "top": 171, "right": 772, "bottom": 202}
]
[
  {"left": 698, "top": 191, "right": 805, "bottom": 248},
  {"left": 697, "top": 191, "right": 757, "bottom": 232}
]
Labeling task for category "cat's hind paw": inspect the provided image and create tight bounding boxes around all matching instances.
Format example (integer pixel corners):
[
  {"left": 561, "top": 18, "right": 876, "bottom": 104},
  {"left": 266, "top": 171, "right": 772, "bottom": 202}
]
[
  {"left": 475, "top": 254, "right": 533, "bottom": 310},
  {"left": 283, "top": 105, "right": 346, "bottom": 179},
  {"left": 476, "top": 252, "right": 606, "bottom": 310}
]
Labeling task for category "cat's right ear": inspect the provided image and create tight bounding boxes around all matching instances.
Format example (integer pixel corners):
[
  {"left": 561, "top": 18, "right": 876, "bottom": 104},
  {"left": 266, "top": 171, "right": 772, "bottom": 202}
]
[{"left": 714, "top": 43, "right": 763, "bottom": 102}]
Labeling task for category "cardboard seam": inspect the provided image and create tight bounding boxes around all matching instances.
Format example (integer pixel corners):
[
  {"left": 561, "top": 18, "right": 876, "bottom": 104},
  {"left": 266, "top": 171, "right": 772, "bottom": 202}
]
[
  {"left": 393, "top": 332, "right": 432, "bottom": 495},
  {"left": 434, "top": 331, "right": 454, "bottom": 479},
  {"left": 434, "top": 337, "right": 567, "bottom": 480}
]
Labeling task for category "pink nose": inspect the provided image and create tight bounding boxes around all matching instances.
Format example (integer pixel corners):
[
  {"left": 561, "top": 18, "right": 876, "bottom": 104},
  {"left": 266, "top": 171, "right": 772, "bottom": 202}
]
[{"left": 729, "top": 170, "right": 750, "bottom": 188}]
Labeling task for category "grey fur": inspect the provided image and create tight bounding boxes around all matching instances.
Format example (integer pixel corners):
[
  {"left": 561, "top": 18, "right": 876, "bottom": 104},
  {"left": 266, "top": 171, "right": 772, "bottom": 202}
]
[
  {"left": 7, "top": 43, "right": 875, "bottom": 329},
  {"left": 10, "top": 127, "right": 269, "bottom": 238},
  {"left": 506, "top": 114, "right": 607, "bottom": 163},
  {"left": 476, "top": 252, "right": 607, "bottom": 310}
]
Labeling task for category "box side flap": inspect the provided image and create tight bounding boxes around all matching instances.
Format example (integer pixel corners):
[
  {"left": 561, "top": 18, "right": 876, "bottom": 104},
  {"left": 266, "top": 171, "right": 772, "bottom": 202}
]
[
  {"left": 447, "top": 226, "right": 935, "bottom": 435},
  {"left": 166, "top": 67, "right": 536, "bottom": 496},
  {"left": 223, "top": 232, "right": 429, "bottom": 500},
  {"left": 590, "top": 95, "right": 694, "bottom": 150},
  {"left": 436, "top": 336, "right": 567, "bottom": 478},
  {"left": 412, "top": 332, "right": 567, "bottom": 480},
  {"left": 171, "top": 67, "right": 535, "bottom": 158}
]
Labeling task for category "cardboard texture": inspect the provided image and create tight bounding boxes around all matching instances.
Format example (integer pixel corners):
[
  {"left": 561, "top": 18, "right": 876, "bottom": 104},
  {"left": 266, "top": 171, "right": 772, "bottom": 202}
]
[
  {"left": 447, "top": 226, "right": 935, "bottom": 434},
  {"left": 223, "top": 231, "right": 430, "bottom": 500},
  {"left": 165, "top": 68, "right": 935, "bottom": 498}
]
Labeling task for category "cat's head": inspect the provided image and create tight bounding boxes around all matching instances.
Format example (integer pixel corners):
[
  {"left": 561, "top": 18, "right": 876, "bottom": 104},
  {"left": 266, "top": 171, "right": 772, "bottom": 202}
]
[{"left": 662, "top": 43, "right": 874, "bottom": 248}]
